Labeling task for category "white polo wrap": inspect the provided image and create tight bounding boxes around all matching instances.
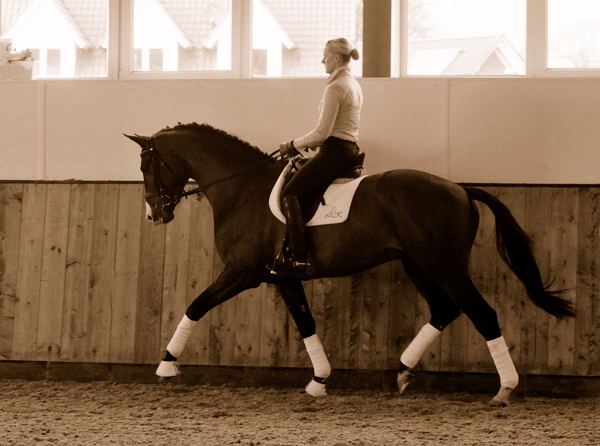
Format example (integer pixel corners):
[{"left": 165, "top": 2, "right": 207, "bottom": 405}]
[
  {"left": 303, "top": 334, "right": 331, "bottom": 379},
  {"left": 400, "top": 323, "right": 441, "bottom": 368},
  {"left": 487, "top": 336, "right": 519, "bottom": 389},
  {"left": 166, "top": 315, "right": 196, "bottom": 358}
]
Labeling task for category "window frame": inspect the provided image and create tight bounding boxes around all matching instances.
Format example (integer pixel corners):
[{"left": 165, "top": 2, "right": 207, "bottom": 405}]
[
  {"left": 540, "top": 0, "right": 600, "bottom": 76},
  {"left": 392, "top": 0, "right": 600, "bottom": 78},
  {"left": 117, "top": 0, "right": 251, "bottom": 80},
  {"left": 2, "top": 0, "right": 599, "bottom": 80}
]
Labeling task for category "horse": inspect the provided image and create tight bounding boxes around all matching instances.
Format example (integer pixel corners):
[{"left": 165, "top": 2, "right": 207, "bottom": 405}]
[{"left": 124, "top": 122, "right": 574, "bottom": 406}]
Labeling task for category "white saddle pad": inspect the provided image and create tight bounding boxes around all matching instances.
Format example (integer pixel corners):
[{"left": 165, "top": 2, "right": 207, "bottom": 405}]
[{"left": 269, "top": 162, "right": 368, "bottom": 227}]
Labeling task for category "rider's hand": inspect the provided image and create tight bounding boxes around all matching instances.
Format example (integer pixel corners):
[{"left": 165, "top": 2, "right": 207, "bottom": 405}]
[{"left": 279, "top": 140, "right": 297, "bottom": 159}]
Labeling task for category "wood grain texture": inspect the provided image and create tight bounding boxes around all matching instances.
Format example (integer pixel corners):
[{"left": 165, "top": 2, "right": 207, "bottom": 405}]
[
  {"left": 386, "top": 260, "right": 417, "bottom": 370},
  {"left": 493, "top": 187, "right": 527, "bottom": 372},
  {"left": 110, "top": 184, "right": 143, "bottom": 363},
  {"left": 1, "top": 182, "right": 597, "bottom": 378},
  {"left": 13, "top": 184, "right": 47, "bottom": 360},
  {"left": 134, "top": 201, "right": 165, "bottom": 364},
  {"left": 521, "top": 187, "right": 550, "bottom": 374},
  {"left": 575, "top": 188, "right": 599, "bottom": 376},
  {"left": 184, "top": 195, "right": 214, "bottom": 364},
  {"left": 546, "top": 188, "right": 577, "bottom": 375},
  {"left": 0, "top": 184, "right": 24, "bottom": 360},
  {"left": 36, "top": 184, "right": 70, "bottom": 361},
  {"left": 61, "top": 183, "right": 95, "bottom": 361},
  {"left": 86, "top": 184, "right": 119, "bottom": 362}
]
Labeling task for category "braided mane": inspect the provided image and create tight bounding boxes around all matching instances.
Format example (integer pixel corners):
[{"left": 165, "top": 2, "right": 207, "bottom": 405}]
[{"left": 159, "top": 122, "right": 272, "bottom": 160}]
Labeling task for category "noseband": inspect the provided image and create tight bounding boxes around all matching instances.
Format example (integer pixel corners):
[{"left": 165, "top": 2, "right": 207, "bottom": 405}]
[{"left": 141, "top": 138, "right": 184, "bottom": 217}]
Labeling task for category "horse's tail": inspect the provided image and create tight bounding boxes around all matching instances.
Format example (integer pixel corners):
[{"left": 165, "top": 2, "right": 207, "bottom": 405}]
[{"left": 464, "top": 187, "right": 575, "bottom": 318}]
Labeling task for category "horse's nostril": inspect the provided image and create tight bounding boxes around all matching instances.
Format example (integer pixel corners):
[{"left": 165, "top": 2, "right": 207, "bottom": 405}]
[{"left": 145, "top": 202, "right": 153, "bottom": 221}]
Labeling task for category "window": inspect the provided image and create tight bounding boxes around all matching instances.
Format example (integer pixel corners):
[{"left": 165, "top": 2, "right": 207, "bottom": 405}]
[
  {"left": 252, "top": 0, "right": 363, "bottom": 77},
  {"left": 405, "top": 0, "right": 526, "bottom": 75},
  {"left": 0, "top": 0, "right": 109, "bottom": 79},
  {"left": 548, "top": 0, "right": 600, "bottom": 69},
  {"left": 2, "top": 0, "right": 600, "bottom": 80},
  {"left": 131, "top": 0, "right": 232, "bottom": 72}
]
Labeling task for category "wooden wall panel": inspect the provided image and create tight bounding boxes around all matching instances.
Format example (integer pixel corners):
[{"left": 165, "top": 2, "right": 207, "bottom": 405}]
[
  {"left": 258, "top": 283, "right": 289, "bottom": 367},
  {"left": 61, "top": 184, "right": 95, "bottom": 361},
  {"left": 184, "top": 195, "right": 214, "bottom": 365},
  {"left": 12, "top": 184, "right": 47, "bottom": 360},
  {"left": 36, "top": 184, "right": 71, "bottom": 361},
  {"left": 231, "top": 285, "right": 264, "bottom": 366},
  {"left": 357, "top": 264, "right": 391, "bottom": 370},
  {"left": 576, "top": 188, "right": 600, "bottom": 376},
  {"left": 521, "top": 188, "right": 551, "bottom": 374},
  {"left": 0, "top": 182, "right": 598, "bottom": 378},
  {"left": 87, "top": 184, "right": 119, "bottom": 362},
  {"left": 335, "top": 276, "right": 362, "bottom": 369},
  {"left": 0, "top": 184, "right": 24, "bottom": 360},
  {"left": 546, "top": 188, "right": 578, "bottom": 375},
  {"left": 386, "top": 260, "right": 417, "bottom": 370},
  {"left": 109, "top": 184, "right": 144, "bottom": 363},
  {"left": 134, "top": 206, "right": 165, "bottom": 364},
  {"left": 493, "top": 188, "right": 527, "bottom": 373}
]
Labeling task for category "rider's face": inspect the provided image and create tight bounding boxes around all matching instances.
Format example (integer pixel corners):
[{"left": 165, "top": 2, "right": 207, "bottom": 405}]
[{"left": 321, "top": 47, "right": 339, "bottom": 74}]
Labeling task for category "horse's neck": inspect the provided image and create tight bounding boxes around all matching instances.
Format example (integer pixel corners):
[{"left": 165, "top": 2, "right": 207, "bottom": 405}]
[{"left": 180, "top": 133, "right": 281, "bottom": 217}]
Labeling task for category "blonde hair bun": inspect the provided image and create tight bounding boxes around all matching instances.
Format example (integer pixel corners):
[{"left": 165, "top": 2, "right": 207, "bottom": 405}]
[{"left": 327, "top": 37, "right": 359, "bottom": 62}]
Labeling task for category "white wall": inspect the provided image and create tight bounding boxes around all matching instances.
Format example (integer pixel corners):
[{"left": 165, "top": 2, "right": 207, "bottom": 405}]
[{"left": 1, "top": 78, "right": 599, "bottom": 183}]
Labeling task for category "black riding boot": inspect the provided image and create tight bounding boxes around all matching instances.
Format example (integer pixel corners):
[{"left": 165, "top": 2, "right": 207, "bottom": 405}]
[{"left": 271, "top": 195, "right": 311, "bottom": 278}]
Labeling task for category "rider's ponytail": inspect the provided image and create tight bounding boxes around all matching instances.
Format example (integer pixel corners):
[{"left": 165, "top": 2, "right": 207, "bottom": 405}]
[{"left": 327, "top": 38, "right": 359, "bottom": 63}]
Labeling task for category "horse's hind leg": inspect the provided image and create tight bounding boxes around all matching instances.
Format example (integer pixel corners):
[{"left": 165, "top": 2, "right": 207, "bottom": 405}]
[
  {"left": 440, "top": 273, "right": 519, "bottom": 406},
  {"left": 277, "top": 279, "right": 330, "bottom": 397},
  {"left": 397, "top": 261, "right": 461, "bottom": 393}
]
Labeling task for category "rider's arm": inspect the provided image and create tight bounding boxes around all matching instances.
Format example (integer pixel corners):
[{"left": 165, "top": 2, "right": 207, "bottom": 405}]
[{"left": 292, "top": 83, "right": 342, "bottom": 150}]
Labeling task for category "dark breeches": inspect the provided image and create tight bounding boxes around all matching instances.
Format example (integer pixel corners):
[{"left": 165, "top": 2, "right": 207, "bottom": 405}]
[{"left": 283, "top": 137, "right": 359, "bottom": 200}]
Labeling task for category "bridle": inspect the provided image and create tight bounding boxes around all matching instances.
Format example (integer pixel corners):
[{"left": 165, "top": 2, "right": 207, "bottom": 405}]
[{"left": 140, "top": 137, "right": 282, "bottom": 218}]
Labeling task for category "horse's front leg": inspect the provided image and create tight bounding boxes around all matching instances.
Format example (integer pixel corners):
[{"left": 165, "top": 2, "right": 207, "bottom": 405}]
[
  {"left": 277, "top": 279, "right": 331, "bottom": 397},
  {"left": 156, "top": 268, "right": 256, "bottom": 378}
]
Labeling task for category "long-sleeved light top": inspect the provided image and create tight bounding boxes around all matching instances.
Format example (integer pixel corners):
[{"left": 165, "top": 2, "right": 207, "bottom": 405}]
[{"left": 292, "top": 67, "right": 363, "bottom": 150}]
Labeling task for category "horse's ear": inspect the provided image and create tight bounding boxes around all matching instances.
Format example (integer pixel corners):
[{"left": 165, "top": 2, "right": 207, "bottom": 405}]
[{"left": 123, "top": 133, "right": 149, "bottom": 148}]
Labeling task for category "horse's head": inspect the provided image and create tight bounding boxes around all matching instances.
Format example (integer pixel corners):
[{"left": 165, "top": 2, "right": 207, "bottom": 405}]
[{"left": 124, "top": 132, "right": 189, "bottom": 224}]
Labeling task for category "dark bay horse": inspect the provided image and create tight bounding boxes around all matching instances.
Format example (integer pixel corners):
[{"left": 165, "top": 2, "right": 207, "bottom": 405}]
[{"left": 124, "top": 123, "right": 574, "bottom": 405}]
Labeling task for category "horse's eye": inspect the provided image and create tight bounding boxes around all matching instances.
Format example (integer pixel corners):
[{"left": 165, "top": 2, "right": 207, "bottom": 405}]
[{"left": 141, "top": 158, "right": 151, "bottom": 172}]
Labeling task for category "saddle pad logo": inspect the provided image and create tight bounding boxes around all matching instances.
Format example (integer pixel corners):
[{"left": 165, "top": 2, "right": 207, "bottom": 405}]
[
  {"left": 324, "top": 206, "right": 344, "bottom": 219},
  {"left": 269, "top": 163, "right": 368, "bottom": 227}
]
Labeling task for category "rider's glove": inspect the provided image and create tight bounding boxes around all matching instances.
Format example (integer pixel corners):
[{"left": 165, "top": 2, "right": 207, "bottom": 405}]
[{"left": 279, "top": 140, "right": 297, "bottom": 159}]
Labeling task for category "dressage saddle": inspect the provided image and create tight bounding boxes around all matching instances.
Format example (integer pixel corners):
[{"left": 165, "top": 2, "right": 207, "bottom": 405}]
[{"left": 283, "top": 151, "right": 365, "bottom": 222}]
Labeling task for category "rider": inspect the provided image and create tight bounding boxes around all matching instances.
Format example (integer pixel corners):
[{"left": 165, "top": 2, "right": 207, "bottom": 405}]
[{"left": 272, "top": 37, "right": 363, "bottom": 278}]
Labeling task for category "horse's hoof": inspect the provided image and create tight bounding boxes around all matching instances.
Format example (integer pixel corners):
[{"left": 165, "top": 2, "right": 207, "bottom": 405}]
[
  {"left": 156, "top": 360, "right": 181, "bottom": 378},
  {"left": 490, "top": 386, "right": 513, "bottom": 407},
  {"left": 397, "top": 369, "right": 414, "bottom": 394},
  {"left": 305, "top": 379, "right": 327, "bottom": 397}
]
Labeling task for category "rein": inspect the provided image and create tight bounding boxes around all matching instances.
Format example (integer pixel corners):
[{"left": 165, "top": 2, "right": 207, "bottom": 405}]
[
  {"left": 141, "top": 137, "right": 282, "bottom": 212},
  {"left": 177, "top": 149, "right": 283, "bottom": 199}
]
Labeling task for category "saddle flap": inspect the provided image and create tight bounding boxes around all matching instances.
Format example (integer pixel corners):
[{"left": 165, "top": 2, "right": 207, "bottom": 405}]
[{"left": 268, "top": 162, "right": 368, "bottom": 227}]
